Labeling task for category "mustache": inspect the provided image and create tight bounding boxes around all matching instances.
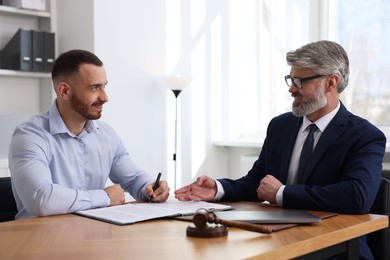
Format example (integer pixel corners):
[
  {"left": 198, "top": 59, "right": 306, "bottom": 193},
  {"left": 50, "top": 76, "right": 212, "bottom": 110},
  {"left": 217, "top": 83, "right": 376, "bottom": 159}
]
[
  {"left": 291, "top": 93, "right": 302, "bottom": 98},
  {"left": 92, "top": 101, "right": 105, "bottom": 106}
]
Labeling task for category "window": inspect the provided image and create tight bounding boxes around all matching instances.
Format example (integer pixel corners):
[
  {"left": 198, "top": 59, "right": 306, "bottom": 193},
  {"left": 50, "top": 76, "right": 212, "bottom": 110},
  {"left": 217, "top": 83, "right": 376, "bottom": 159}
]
[
  {"left": 164, "top": 0, "right": 390, "bottom": 187},
  {"left": 222, "top": 0, "right": 314, "bottom": 141},
  {"left": 329, "top": 0, "right": 390, "bottom": 135},
  {"left": 223, "top": 0, "right": 390, "bottom": 142}
]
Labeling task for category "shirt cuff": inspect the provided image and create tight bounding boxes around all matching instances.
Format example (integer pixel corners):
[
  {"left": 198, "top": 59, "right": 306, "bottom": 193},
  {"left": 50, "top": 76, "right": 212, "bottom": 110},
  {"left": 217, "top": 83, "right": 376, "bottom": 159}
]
[
  {"left": 88, "top": 189, "right": 110, "bottom": 208},
  {"left": 276, "top": 185, "right": 285, "bottom": 206},
  {"left": 106, "top": 193, "right": 111, "bottom": 206},
  {"left": 215, "top": 180, "right": 225, "bottom": 201}
]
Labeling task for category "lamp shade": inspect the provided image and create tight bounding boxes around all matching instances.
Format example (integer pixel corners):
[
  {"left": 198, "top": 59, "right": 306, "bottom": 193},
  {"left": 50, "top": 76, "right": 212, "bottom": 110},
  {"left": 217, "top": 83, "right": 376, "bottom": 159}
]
[{"left": 160, "top": 76, "right": 192, "bottom": 91}]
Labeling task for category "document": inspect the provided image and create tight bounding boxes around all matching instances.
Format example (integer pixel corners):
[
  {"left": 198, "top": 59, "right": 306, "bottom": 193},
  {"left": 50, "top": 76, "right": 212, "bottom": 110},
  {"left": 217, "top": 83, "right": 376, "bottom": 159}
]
[{"left": 76, "top": 200, "right": 233, "bottom": 225}]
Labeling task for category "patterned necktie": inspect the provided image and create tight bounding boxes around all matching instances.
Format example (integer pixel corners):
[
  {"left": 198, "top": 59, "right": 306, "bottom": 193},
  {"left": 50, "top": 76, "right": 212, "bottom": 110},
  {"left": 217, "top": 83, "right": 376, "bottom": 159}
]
[{"left": 297, "top": 124, "right": 317, "bottom": 183}]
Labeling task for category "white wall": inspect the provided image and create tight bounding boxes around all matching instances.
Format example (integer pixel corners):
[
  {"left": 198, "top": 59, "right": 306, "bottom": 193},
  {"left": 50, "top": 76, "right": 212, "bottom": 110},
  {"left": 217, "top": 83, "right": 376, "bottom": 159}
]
[
  {"left": 55, "top": 0, "right": 233, "bottom": 190},
  {"left": 55, "top": 0, "right": 94, "bottom": 51}
]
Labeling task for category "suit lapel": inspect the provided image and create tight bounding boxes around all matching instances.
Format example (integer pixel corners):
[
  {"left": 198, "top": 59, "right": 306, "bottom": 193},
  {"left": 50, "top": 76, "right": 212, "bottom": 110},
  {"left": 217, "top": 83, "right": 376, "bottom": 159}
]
[{"left": 299, "top": 103, "right": 348, "bottom": 183}]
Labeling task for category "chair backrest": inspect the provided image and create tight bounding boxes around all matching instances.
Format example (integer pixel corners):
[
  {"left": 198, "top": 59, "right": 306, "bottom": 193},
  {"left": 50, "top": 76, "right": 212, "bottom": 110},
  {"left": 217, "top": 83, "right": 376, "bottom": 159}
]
[
  {"left": 0, "top": 177, "right": 18, "bottom": 222},
  {"left": 367, "top": 176, "right": 390, "bottom": 260},
  {"left": 382, "top": 170, "right": 390, "bottom": 181}
]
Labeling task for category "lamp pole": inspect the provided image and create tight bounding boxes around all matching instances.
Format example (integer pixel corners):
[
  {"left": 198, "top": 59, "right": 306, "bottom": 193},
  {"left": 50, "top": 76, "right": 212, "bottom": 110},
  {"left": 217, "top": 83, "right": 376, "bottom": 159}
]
[
  {"left": 172, "top": 89, "right": 181, "bottom": 190},
  {"left": 161, "top": 76, "right": 191, "bottom": 190}
]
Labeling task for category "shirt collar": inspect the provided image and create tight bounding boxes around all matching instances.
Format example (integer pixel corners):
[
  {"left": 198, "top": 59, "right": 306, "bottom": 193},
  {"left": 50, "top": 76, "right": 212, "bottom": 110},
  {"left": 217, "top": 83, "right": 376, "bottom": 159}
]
[
  {"left": 302, "top": 101, "right": 341, "bottom": 133},
  {"left": 48, "top": 100, "right": 99, "bottom": 136}
]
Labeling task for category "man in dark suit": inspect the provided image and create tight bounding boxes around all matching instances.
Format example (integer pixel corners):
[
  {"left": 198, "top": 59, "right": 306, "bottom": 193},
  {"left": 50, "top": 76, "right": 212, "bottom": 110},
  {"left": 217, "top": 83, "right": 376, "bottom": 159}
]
[{"left": 175, "top": 40, "right": 386, "bottom": 260}]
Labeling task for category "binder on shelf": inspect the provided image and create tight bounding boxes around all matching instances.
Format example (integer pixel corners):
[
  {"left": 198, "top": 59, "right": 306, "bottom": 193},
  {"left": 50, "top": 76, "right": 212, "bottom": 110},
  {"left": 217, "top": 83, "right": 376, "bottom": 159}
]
[
  {"left": 43, "top": 32, "right": 55, "bottom": 72},
  {"left": 3, "top": 0, "right": 45, "bottom": 11},
  {"left": 3, "top": 0, "right": 33, "bottom": 10},
  {"left": 33, "top": 0, "right": 45, "bottom": 11},
  {"left": 1, "top": 28, "right": 32, "bottom": 71},
  {"left": 31, "top": 30, "right": 44, "bottom": 71}
]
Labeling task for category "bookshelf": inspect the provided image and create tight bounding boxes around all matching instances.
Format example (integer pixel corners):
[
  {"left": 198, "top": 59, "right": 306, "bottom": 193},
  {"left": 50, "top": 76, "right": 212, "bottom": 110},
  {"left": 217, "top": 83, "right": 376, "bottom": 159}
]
[
  {"left": 0, "top": 68, "right": 51, "bottom": 78},
  {"left": 0, "top": 4, "right": 50, "bottom": 18},
  {"left": 0, "top": 1, "right": 56, "bottom": 171}
]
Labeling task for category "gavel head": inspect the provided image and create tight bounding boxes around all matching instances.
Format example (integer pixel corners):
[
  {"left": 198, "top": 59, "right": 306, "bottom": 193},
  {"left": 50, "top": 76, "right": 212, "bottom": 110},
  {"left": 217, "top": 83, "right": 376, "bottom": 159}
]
[
  {"left": 193, "top": 208, "right": 219, "bottom": 228},
  {"left": 187, "top": 209, "right": 228, "bottom": 238}
]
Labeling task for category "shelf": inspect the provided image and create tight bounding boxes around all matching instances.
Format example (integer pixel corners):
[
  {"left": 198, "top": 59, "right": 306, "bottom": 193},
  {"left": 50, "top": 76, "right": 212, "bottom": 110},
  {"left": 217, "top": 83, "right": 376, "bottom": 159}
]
[
  {"left": 0, "top": 69, "right": 51, "bottom": 78},
  {"left": 0, "top": 5, "right": 50, "bottom": 18}
]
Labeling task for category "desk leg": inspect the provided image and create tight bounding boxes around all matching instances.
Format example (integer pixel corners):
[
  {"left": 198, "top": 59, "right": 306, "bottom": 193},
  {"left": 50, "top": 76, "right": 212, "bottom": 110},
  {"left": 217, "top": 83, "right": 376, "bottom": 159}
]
[
  {"left": 339, "top": 237, "right": 359, "bottom": 260},
  {"left": 294, "top": 237, "right": 359, "bottom": 260}
]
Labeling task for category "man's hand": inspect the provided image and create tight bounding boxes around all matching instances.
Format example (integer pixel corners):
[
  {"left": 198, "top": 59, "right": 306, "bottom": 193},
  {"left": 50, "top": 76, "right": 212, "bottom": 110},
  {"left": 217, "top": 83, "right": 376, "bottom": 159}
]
[
  {"left": 146, "top": 180, "right": 170, "bottom": 202},
  {"left": 174, "top": 175, "right": 217, "bottom": 201},
  {"left": 104, "top": 184, "right": 125, "bottom": 206},
  {"left": 256, "top": 175, "right": 283, "bottom": 204}
]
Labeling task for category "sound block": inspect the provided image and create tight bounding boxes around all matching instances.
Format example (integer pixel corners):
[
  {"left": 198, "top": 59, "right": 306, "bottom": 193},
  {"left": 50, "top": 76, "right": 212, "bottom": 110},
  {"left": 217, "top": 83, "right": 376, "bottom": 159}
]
[{"left": 186, "top": 224, "right": 228, "bottom": 238}]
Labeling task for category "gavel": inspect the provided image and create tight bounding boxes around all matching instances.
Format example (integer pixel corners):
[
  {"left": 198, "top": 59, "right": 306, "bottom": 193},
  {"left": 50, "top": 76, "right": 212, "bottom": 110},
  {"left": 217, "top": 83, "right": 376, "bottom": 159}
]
[{"left": 192, "top": 208, "right": 272, "bottom": 234}]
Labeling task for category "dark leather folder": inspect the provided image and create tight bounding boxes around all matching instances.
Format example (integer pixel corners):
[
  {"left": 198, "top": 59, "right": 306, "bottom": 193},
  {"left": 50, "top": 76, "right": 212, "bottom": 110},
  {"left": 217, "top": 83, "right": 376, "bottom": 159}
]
[{"left": 215, "top": 209, "right": 322, "bottom": 224}]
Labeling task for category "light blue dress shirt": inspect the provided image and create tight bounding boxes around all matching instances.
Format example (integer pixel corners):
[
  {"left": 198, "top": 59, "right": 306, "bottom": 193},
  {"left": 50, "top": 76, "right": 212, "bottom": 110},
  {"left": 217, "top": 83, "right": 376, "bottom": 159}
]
[{"left": 9, "top": 101, "right": 154, "bottom": 219}]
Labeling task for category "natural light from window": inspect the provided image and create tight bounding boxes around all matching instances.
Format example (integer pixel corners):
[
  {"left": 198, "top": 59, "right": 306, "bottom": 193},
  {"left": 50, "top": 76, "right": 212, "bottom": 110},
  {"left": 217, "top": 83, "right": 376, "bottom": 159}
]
[
  {"left": 330, "top": 0, "right": 390, "bottom": 138},
  {"left": 164, "top": 0, "right": 390, "bottom": 189}
]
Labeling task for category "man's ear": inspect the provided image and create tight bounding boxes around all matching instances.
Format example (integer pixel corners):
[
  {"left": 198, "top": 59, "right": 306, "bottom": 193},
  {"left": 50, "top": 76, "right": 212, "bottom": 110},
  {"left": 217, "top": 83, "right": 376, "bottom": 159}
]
[
  {"left": 326, "top": 74, "right": 339, "bottom": 93},
  {"left": 57, "top": 82, "right": 71, "bottom": 100}
]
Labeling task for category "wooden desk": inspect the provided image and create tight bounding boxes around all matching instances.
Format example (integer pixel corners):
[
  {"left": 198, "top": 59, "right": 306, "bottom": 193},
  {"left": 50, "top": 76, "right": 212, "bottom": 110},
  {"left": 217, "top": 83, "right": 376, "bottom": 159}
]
[{"left": 0, "top": 202, "right": 387, "bottom": 260}]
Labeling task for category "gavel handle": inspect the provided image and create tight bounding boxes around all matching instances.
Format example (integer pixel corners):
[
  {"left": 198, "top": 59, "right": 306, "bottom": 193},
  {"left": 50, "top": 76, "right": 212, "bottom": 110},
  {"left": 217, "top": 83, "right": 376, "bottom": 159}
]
[{"left": 218, "top": 219, "right": 272, "bottom": 234}]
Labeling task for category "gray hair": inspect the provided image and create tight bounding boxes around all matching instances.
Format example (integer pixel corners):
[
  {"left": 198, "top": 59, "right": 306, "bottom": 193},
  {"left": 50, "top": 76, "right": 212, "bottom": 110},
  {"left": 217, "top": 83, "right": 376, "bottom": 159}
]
[{"left": 286, "top": 40, "right": 349, "bottom": 93}]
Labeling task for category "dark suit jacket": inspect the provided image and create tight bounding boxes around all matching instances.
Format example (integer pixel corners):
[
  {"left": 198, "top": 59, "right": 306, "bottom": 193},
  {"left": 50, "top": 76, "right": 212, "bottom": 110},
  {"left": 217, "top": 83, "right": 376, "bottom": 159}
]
[{"left": 218, "top": 102, "right": 386, "bottom": 259}]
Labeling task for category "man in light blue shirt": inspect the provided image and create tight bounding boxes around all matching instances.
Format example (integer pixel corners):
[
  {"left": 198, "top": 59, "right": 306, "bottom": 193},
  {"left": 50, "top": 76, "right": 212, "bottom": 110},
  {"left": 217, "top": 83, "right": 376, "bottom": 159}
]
[{"left": 9, "top": 49, "right": 170, "bottom": 219}]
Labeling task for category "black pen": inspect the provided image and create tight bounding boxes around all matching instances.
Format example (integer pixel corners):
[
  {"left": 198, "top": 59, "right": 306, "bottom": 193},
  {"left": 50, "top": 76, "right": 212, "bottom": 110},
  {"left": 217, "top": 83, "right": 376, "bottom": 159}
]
[
  {"left": 153, "top": 172, "right": 162, "bottom": 191},
  {"left": 150, "top": 172, "right": 162, "bottom": 202}
]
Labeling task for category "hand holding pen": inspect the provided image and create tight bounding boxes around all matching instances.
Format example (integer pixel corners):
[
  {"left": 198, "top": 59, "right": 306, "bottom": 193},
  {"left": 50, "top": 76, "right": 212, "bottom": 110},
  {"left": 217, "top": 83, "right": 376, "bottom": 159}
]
[{"left": 147, "top": 172, "right": 170, "bottom": 202}]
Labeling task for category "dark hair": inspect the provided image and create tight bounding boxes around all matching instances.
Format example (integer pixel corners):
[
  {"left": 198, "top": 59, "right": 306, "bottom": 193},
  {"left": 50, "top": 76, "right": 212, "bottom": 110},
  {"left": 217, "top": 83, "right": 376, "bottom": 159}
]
[
  {"left": 51, "top": 49, "right": 103, "bottom": 85},
  {"left": 286, "top": 40, "right": 349, "bottom": 93}
]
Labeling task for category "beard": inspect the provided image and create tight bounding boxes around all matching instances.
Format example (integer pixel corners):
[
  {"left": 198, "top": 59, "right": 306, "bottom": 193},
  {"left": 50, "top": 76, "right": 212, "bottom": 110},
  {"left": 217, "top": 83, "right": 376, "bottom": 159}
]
[
  {"left": 70, "top": 93, "right": 103, "bottom": 120},
  {"left": 292, "top": 86, "right": 327, "bottom": 117}
]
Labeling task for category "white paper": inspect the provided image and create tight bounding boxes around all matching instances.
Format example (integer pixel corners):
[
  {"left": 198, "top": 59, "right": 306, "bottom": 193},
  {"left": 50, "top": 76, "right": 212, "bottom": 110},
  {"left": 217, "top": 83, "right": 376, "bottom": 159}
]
[{"left": 76, "top": 200, "right": 232, "bottom": 225}]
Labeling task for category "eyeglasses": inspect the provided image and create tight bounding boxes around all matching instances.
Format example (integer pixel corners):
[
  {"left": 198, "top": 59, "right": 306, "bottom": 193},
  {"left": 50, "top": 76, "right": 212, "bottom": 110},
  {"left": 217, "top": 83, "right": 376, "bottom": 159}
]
[{"left": 284, "top": 74, "right": 326, "bottom": 89}]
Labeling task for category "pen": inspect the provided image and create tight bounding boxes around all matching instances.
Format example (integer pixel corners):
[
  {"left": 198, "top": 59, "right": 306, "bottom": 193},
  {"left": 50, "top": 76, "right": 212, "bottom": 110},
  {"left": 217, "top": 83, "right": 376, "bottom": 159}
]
[
  {"left": 152, "top": 172, "right": 162, "bottom": 191},
  {"left": 149, "top": 172, "right": 162, "bottom": 202}
]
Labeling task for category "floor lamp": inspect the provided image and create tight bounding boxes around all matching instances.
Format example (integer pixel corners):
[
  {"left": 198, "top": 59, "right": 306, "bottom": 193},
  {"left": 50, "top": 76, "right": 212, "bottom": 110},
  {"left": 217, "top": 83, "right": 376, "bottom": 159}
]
[{"left": 161, "top": 76, "right": 192, "bottom": 190}]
